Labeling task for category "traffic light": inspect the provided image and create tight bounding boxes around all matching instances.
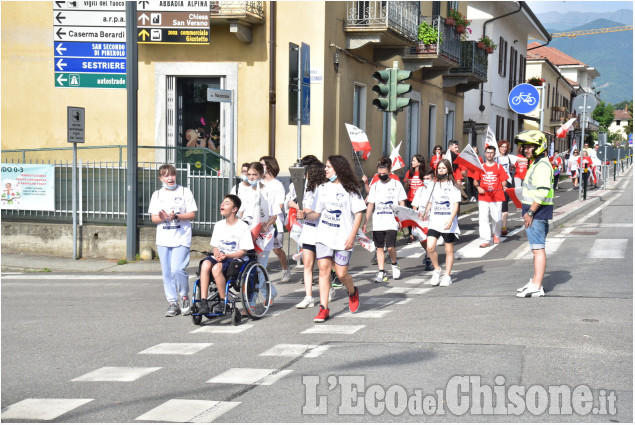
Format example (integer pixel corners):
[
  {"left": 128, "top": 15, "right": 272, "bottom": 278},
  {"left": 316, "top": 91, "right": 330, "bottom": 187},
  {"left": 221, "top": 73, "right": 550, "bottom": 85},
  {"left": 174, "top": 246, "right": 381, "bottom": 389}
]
[
  {"left": 392, "top": 69, "right": 412, "bottom": 110},
  {"left": 372, "top": 69, "right": 391, "bottom": 111}
]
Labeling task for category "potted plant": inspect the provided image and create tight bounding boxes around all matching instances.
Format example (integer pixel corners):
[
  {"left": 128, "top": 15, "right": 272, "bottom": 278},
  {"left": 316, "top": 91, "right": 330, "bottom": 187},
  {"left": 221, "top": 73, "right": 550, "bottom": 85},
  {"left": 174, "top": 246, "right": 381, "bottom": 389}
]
[
  {"left": 527, "top": 76, "right": 545, "bottom": 86},
  {"left": 448, "top": 9, "right": 470, "bottom": 34},
  {"left": 478, "top": 35, "right": 497, "bottom": 53},
  {"left": 417, "top": 21, "right": 441, "bottom": 53}
]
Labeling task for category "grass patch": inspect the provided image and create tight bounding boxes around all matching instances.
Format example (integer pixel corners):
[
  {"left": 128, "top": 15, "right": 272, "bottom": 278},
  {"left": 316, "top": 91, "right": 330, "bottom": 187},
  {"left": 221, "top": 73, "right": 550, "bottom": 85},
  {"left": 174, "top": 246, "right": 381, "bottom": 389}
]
[{"left": 117, "top": 259, "right": 127, "bottom": 265}]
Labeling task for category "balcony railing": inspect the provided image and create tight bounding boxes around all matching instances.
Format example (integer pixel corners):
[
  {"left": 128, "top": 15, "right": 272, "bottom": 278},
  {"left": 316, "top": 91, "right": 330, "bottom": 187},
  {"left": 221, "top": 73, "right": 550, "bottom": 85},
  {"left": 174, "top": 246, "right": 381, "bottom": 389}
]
[
  {"left": 449, "top": 41, "right": 488, "bottom": 80},
  {"left": 345, "top": 1, "right": 420, "bottom": 43},
  {"left": 409, "top": 16, "right": 461, "bottom": 64},
  {"left": 210, "top": 1, "right": 265, "bottom": 24}
]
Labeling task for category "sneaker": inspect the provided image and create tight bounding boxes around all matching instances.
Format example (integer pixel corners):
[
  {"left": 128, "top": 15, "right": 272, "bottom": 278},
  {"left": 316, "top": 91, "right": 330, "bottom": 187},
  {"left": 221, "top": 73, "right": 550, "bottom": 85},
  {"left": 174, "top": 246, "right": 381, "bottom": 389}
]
[
  {"left": 165, "top": 302, "right": 180, "bottom": 317},
  {"left": 391, "top": 264, "right": 401, "bottom": 280},
  {"left": 493, "top": 236, "right": 500, "bottom": 244},
  {"left": 181, "top": 297, "right": 191, "bottom": 316},
  {"left": 439, "top": 274, "right": 453, "bottom": 287},
  {"left": 197, "top": 300, "right": 210, "bottom": 314},
  {"left": 501, "top": 228, "right": 508, "bottom": 236},
  {"left": 296, "top": 296, "right": 315, "bottom": 309},
  {"left": 516, "top": 283, "right": 545, "bottom": 298},
  {"left": 331, "top": 270, "right": 343, "bottom": 287},
  {"left": 479, "top": 242, "right": 491, "bottom": 248},
  {"left": 517, "top": 279, "right": 533, "bottom": 292},
  {"left": 348, "top": 286, "right": 360, "bottom": 313},
  {"left": 314, "top": 305, "right": 330, "bottom": 322},
  {"left": 281, "top": 269, "right": 291, "bottom": 283},
  {"left": 424, "top": 256, "right": 434, "bottom": 271},
  {"left": 469, "top": 196, "right": 477, "bottom": 202},
  {"left": 370, "top": 252, "right": 378, "bottom": 265},
  {"left": 213, "top": 301, "right": 226, "bottom": 314},
  {"left": 374, "top": 270, "right": 388, "bottom": 283},
  {"left": 328, "top": 286, "right": 336, "bottom": 302},
  {"left": 430, "top": 269, "right": 442, "bottom": 286}
]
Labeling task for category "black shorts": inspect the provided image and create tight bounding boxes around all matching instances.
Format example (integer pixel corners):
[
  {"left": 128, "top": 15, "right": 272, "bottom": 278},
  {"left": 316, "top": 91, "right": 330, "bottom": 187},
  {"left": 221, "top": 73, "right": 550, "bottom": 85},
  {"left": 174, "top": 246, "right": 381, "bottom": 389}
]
[
  {"left": 302, "top": 243, "right": 316, "bottom": 253},
  {"left": 502, "top": 192, "right": 509, "bottom": 213},
  {"left": 203, "top": 256, "right": 232, "bottom": 274},
  {"left": 373, "top": 230, "right": 397, "bottom": 248},
  {"left": 427, "top": 229, "right": 458, "bottom": 243}
]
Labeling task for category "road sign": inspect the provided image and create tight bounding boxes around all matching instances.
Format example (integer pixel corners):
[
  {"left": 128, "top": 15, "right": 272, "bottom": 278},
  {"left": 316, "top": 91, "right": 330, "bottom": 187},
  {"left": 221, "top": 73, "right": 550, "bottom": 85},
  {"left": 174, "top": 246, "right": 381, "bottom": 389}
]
[
  {"left": 508, "top": 83, "right": 540, "bottom": 114},
  {"left": 54, "top": 26, "right": 126, "bottom": 42},
  {"left": 301, "top": 43, "right": 310, "bottom": 125},
  {"left": 572, "top": 93, "right": 597, "bottom": 115},
  {"left": 67, "top": 107, "right": 85, "bottom": 144},
  {"left": 53, "top": 10, "right": 125, "bottom": 26},
  {"left": 55, "top": 57, "right": 126, "bottom": 73},
  {"left": 137, "top": 28, "right": 209, "bottom": 44},
  {"left": 54, "top": 42, "right": 126, "bottom": 58},
  {"left": 136, "top": 2, "right": 210, "bottom": 44},
  {"left": 56, "top": 73, "right": 126, "bottom": 89},
  {"left": 207, "top": 88, "right": 232, "bottom": 103}
]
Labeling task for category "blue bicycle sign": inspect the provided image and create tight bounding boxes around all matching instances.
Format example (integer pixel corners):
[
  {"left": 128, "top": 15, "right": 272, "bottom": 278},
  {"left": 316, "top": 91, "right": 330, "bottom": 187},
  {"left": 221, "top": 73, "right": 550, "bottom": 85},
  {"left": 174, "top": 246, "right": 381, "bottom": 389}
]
[{"left": 508, "top": 83, "right": 540, "bottom": 114}]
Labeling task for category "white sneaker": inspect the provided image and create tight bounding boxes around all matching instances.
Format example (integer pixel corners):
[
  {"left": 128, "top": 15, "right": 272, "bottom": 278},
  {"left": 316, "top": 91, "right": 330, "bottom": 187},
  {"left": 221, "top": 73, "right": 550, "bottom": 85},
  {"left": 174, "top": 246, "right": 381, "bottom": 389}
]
[
  {"left": 374, "top": 270, "right": 388, "bottom": 282},
  {"left": 391, "top": 264, "right": 401, "bottom": 280},
  {"left": 517, "top": 279, "right": 533, "bottom": 292},
  {"left": 280, "top": 269, "right": 291, "bottom": 283},
  {"left": 516, "top": 283, "right": 545, "bottom": 298},
  {"left": 296, "top": 296, "right": 315, "bottom": 309},
  {"left": 328, "top": 286, "right": 336, "bottom": 302},
  {"left": 430, "top": 269, "right": 442, "bottom": 286},
  {"left": 439, "top": 274, "right": 452, "bottom": 287}
]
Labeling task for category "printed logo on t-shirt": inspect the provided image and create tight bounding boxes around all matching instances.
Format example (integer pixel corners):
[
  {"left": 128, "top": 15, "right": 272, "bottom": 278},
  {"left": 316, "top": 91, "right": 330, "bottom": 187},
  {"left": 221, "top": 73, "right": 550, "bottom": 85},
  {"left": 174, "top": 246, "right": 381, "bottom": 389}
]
[
  {"left": 219, "top": 240, "right": 238, "bottom": 253},
  {"left": 322, "top": 209, "right": 343, "bottom": 227},
  {"left": 377, "top": 200, "right": 394, "bottom": 215}
]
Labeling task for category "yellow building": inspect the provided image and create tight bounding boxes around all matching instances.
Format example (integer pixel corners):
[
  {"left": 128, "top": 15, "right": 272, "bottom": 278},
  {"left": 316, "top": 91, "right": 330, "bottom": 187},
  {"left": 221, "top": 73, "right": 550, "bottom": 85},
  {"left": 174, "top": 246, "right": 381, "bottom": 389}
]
[{"left": 2, "top": 1, "right": 481, "bottom": 178}]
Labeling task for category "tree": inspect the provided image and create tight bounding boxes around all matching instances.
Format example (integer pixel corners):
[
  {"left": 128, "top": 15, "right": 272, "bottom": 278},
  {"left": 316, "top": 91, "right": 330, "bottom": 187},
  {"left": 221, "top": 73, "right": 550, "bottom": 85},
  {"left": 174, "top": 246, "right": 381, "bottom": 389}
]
[{"left": 592, "top": 101, "right": 615, "bottom": 131}]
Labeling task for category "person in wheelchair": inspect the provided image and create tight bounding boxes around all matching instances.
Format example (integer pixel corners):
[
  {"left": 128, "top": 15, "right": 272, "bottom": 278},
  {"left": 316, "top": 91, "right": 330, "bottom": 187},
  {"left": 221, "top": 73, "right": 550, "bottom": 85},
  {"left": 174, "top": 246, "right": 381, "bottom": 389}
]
[{"left": 198, "top": 194, "right": 254, "bottom": 315}]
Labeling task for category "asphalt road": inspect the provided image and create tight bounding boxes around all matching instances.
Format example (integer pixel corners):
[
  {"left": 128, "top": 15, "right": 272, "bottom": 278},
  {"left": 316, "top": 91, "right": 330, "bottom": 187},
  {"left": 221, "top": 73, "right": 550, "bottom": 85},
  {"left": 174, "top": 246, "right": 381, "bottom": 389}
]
[{"left": 1, "top": 174, "right": 632, "bottom": 422}]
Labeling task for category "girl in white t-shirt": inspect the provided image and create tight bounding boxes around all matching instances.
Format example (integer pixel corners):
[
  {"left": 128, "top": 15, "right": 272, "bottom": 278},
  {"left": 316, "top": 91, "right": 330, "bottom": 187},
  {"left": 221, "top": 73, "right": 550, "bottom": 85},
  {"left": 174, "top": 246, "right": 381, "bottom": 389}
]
[
  {"left": 148, "top": 164, "right": 198, "bottom": 317},
  {"left": 418, "top": 159, "right": 461, "bottom": 287},
  {"left": 305, "top": 155, "right": 365, "bottom": 323}
]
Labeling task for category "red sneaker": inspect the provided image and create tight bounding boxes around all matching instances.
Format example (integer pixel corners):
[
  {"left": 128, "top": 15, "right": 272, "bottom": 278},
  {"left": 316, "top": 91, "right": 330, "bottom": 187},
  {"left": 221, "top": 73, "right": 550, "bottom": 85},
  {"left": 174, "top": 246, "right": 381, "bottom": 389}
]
[
  {"left": 493, "top": 236, "right": 500, "bottom": 244},
  {"left": 479, "top": 242, "right": 490, "bottom": 248},
  {"left": 314, "top": 305, "right": 330, "bottom": 322},
  {"left": 348, "top": 286, "right": 360, "bottom": 313}
]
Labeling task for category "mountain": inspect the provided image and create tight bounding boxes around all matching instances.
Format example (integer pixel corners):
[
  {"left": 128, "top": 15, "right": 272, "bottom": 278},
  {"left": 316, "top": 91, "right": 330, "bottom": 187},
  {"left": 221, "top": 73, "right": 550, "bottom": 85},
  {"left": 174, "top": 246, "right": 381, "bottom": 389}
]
[
  {"left": 536, "top": 9, "right": 632, "bottom": 30},
  {"left": 539, "top": 19, "right": 633, "bottom": 105}
]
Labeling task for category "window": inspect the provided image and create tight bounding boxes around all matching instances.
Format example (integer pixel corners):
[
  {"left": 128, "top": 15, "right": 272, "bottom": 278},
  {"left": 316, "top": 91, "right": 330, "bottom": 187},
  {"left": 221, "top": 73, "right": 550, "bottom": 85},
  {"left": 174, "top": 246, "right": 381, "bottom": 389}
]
[
  {"left": 498, "top": 37, "right": 508, "bottom": 77},
  {"left": 508, "top": 46, "right": 517, "bottom": 91},
  {"left": 428, "top": 104, "right": 437, "bottom": 156},
  {"left": 447, "top": 1, "right": 458, "bottom": 14},
  {"left": 495, "top": 115, "right": 505, "bottom": 141},
  {"left": 519, "top": 54, "right": 526, "bottom": 84},
  {"left": 507, "top": 118, "right": 515, "bottom": 143},
  {"left": 432, "top": 1, "right": 441, "bottom": 16},
  {"left": 352, "top": 83, "right": 366, "bottom": 130}
]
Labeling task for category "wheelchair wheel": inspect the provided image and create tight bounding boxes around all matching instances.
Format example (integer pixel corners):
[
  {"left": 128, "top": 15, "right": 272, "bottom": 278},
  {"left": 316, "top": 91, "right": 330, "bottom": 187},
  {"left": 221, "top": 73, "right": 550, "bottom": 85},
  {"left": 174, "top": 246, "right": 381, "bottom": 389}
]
[
  {"left": 192, "top": 314, "right": 202, "bottom": 325},
  {"left": 240, "top": 261, "right": 271, "bottom": 319},
  {"left": 231, "top": 308, "right": 242, "bottom": 326}
]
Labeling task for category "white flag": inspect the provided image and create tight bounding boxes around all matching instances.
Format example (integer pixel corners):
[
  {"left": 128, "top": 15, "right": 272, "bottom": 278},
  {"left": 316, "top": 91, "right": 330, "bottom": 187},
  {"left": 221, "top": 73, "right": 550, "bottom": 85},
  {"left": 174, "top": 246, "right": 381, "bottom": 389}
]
[
  {"left": 456, "top": 144, "right": 485, "bottom": 174},
  {"left": 389, "top": 141, "right": 406, "bottom": 172},
  {"left": 485, "top": 126, "right": 501, "bottom": 157}
]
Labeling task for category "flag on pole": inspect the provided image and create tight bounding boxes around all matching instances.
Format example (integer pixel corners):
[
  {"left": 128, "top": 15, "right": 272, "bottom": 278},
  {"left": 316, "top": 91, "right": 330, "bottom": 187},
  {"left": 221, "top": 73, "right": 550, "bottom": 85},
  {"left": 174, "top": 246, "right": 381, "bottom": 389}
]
[
  {"left": 549, "top": 141, "right": 554, "bottom": 157},
  {"left": 485, "top": 126, "right": 501, "bottom": 157},
  {"left": 455, "top": 144, "right": 486, "bottom": 175},
  {"left": 505, "top": 187, "right": 523, "bottom": 208},
  {"left": 390, "top": 204, "right": 428, "bottom": 235},
  {"left": 345, "top": 123, "right": 372, "bottom": 160},
  {"left": 556, "top": 118, "right": 576, "bottom": 139},
  {"left": 285, "top": 207, "right": 303, "bottom": 245},
  {"left": 389, "top": 141, "right": 406, "bottom": 172}
]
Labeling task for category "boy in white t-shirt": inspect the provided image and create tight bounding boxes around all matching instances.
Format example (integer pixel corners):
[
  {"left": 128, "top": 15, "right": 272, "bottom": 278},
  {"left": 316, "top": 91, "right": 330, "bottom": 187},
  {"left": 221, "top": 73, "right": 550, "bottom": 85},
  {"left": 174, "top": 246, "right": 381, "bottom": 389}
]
[
  {"left": 363, "top": 158, "right": 407, "bottom": 282},
  {"left": 198, "top": 194, "right": 254, "bottom": 315}
]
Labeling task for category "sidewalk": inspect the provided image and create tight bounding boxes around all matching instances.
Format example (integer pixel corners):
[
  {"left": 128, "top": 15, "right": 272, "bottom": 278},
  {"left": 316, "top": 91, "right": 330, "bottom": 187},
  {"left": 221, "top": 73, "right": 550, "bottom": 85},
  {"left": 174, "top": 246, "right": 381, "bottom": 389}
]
[{"left": 1, "top": 164, "right": 631, "bottom": 274}]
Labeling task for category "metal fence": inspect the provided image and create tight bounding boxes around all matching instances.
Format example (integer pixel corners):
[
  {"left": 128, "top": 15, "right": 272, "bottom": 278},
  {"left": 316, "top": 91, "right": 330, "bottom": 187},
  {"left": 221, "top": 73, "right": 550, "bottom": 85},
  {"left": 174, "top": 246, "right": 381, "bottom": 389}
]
[
  {"left": 346, "top": 1, "right": 419, "bottom": 43},
  {"left": 1, "top": 146, "right": 232, "bottom": 235}
]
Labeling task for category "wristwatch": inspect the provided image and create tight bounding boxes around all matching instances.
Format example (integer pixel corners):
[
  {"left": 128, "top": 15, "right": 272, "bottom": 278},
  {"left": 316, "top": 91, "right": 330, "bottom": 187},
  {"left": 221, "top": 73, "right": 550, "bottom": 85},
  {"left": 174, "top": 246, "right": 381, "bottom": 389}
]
[
  {"left": 527, "top": 210, "right": 535, "bottom": 218},
  {"left": 174, "top": 213, "right": 179, "bottom": 220}
]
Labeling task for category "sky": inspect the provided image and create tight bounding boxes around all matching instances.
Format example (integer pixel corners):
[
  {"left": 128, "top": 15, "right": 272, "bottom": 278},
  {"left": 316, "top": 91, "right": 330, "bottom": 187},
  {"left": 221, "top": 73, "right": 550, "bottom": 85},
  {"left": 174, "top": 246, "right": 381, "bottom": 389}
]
[{"left": 526, "top": 1, "right": 633, "bottom": 14}]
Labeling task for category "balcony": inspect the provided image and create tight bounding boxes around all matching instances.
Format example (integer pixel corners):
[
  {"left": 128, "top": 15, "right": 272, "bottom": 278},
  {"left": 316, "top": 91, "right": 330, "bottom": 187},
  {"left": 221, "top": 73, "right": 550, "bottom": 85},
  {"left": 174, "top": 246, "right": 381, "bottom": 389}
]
[
  {"left": 402, "top": 16, "right": 461, "bottom": 78},
  {"left": 210, "top": 1, "right": 265, "bottom": 43},
  {"left": 344, "top": 1, "right": 419, "bottom": 52},
  {"left": 549, "top": 106, "right": 570, "bottom": 126},
  {"left": 445, "top": 41, "right": 488, "bottom": 92}
]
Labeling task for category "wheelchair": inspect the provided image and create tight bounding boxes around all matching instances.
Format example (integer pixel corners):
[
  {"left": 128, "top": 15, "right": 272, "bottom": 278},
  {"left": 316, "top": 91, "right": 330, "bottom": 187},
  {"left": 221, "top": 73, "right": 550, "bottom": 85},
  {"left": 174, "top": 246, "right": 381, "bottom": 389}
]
[{"left": 190, "top": 251, "right": 272, "bottom": 326}]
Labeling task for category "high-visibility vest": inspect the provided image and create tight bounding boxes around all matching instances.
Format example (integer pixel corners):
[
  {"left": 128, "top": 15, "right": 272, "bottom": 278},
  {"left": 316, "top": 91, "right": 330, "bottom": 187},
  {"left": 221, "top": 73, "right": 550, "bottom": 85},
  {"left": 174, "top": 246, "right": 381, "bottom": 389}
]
[{"left": 522, "top": 157, "right": 554, "bottom": 206}]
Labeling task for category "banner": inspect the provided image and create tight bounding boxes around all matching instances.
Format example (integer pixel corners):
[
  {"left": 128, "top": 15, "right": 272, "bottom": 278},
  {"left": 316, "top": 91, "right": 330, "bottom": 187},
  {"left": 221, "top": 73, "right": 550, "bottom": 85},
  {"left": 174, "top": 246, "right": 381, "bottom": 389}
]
[
  {"left": 1, "top": 164, "right": 55, "bottom": 211},
  {"left": 345, "top": 123, "right": 372, "bottom": 160}
]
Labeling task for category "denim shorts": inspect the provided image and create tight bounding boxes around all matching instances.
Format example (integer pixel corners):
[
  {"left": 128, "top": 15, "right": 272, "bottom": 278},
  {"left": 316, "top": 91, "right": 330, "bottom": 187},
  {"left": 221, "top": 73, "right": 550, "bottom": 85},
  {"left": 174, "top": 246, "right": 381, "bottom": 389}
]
[{"left": 526, "top": 219, "right": 549, "bottom": 250}]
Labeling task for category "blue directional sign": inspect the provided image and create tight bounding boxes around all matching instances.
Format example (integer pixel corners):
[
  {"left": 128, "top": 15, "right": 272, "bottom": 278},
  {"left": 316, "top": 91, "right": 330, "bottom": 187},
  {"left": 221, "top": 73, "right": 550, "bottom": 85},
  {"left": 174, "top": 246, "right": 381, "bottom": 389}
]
[
  {"left": 54, "top": 42, "right": 126, "bottom": 58},
  {"left": 301, "top": 42, "right": 310, "bottom": 125},
  {"left": 55, "top": 57, "right": 126, "bottom": 73},
  {"left": 508, "top": 83, "right": 540, "bottom": 114}
]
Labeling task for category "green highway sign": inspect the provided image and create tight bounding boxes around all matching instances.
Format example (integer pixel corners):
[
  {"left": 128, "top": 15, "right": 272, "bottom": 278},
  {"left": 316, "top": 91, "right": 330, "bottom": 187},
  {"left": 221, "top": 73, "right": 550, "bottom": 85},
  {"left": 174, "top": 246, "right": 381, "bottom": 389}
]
[{"left": 55, "top": 72, "right": 126, "bottom": 89}]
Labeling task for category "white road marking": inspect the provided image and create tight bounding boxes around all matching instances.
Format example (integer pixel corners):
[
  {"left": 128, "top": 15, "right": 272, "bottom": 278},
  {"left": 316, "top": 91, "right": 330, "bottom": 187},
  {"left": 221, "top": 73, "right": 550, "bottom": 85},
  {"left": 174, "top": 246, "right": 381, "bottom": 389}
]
[
  {"left": 301, "top": 325, "right": 365, "bottom": 335},
  {"left": 364, "top": 297, "right": 412, "bottom": 305},
  {"left": 0, "top": 274, "right": 162, "bottom": 280},
  {"left": 1, "top": 398, "right": 93, "bottom": 421},
  {"left": 336, "top": 310, "right": 393, "bottom": 318},
  {"left": 588, "top": 239, "right": 628, "bottom": 259},
  {"left": 71, "top": 367, "right": 161, "bottom": 382},
  {"left": 384, "top": 287, "right": 433, "bottom": 295},
  {"left": 207, "top": 368, "right": 293, "bottom": 386},
  {"left": 513, "top": 239, "right": 565, "bottom": 260},
  {"left": 135, "top": 399, "right": 240, "bottom": 422},
  {"left": 259, "top": 344, "right": 320, "bottom": 358},
  {"left": 138, "top": 343, "right": 212, "bottom": 356},
  {"left": 190, "top": 324, "right": 254, "bottom": 334}
]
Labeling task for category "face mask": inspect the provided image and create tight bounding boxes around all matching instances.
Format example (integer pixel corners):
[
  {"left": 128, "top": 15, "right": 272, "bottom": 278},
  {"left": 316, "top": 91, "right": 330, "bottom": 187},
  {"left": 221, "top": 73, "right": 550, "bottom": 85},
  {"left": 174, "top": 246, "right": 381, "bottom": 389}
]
[
  {"left": 378, "top": 174, "right": 389, "bottom": 182},
  {"left": 249, "top": 179, "right": 259, "bottom": 186},
  {"left": 423, "top": 180, "right": 432, "bottom": 188},
  {"left": 162, "top": 182, "right": 177, "bottom": 190},
  {"left": 240, "top": 175, "right": 249, "bottom": 183},
  {"left": 437, "top": 172, "right": 448, "bottom": 180},
  {"left": 329, "top": 174, "right": 337, "bottom": 182}
]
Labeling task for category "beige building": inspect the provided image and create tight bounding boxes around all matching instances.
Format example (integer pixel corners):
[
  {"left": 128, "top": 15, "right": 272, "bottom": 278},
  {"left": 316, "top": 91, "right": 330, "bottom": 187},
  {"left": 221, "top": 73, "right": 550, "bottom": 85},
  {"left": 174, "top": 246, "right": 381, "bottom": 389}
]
[{"left": 2, "top": 1, "right": 484, "bottom": 179}]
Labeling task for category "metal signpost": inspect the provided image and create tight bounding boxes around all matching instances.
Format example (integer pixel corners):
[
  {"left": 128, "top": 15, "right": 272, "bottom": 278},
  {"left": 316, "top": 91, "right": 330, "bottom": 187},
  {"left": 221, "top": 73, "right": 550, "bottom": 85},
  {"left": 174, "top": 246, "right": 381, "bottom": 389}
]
[
  {"left": 207, "top": 88, "right": 235, "bottom": 192},
  {"left": 572, "top": 93, "right": 598, "bottom": 200},
  {"left": 126, "top": 2, "right": 139, "bottom": 262},
  {"left": 67, "top": 106, "right": 85, "bottom": 259}
]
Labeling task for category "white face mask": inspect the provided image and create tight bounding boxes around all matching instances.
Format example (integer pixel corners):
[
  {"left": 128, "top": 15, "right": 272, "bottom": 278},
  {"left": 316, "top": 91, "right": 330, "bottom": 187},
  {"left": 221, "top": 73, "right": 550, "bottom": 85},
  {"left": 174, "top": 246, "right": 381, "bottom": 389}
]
[
  {"left": 249, "top": 179, "right": 260, "bottom": 187},
  {"left": 423, "top": 180, "right": 432, "bottom": 188},
  {"left": 240, "top": 175, "right": 249, "bottom": 183}
]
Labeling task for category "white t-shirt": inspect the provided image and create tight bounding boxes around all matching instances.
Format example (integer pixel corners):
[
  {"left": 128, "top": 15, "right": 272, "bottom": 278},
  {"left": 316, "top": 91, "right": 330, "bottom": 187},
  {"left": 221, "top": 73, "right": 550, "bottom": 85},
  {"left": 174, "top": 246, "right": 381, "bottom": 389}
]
[
  {"left": 210, "top": 219, "right": 254, "bottom": 260},
  {"left": 412, "top": 183, "right": 433, "bottom": 209},
  {"left": 230, "top": 182, "right": 251, "bottom": 199},
  {"left": 417, "top": 182, "right": 461, "bottom": 235},
  {"left": 314, "top": 182, "right": 366, "bottom": 251},
  {"left": 148, "top": 185, "right": 198, "bottom": 247},
  {"left": 367, "top": 178, "right": 407, "bottom": 231},
  {"left": 261, "top": 178, "right": 286, "bottom": 232},
  {"left": 238, "top": 186, "right": 280, "bottom": 227},
  {"left": 299, "top": 188, "right": 319, "bottom": 245},
  {"left": 496, "top": 154, "right": 518, "bottom": 184}
]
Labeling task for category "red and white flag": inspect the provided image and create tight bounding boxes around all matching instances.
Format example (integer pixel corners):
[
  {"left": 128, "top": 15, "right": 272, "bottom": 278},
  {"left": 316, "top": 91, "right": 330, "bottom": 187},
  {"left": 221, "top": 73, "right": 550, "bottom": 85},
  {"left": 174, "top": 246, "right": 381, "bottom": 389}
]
[
  {"left": 389, "top": 141, "right": 406, "bottom": 172},
  {"left": 485, "top": 126, "right": 501, "bottom": 156},
  {"left": 505, "top": 187, "right": 523, "bottom": 208},
  {"left": 356, "top": 229, "right": 376, "bottom": 252},
  {"left": 249, "top": 184, "right": 274, "bottom": 253},
  {"left": 285, "top": 207, "right": 303, "bottom": 245},
  {"left": 390, "top": 204, "right": 428, "bottom": 235},
  {"left": 455, "top": 144, "right": 486, "bottom": 175},
  {"left": 556, "top": 118, "right": 576, "bottom": 139},
  {"left": 345, "top": 123, "right": 372, "bottom": 160}
]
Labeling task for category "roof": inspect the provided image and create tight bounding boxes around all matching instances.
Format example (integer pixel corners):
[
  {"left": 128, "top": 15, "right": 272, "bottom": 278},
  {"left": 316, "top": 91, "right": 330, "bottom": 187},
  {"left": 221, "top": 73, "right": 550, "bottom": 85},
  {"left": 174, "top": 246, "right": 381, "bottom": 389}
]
[
  {"left": 613, "top": 108, "right": 632, "bottom": 120},
  {"left": 527, "top": 42, "right": 588, "bottom": 67}
]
